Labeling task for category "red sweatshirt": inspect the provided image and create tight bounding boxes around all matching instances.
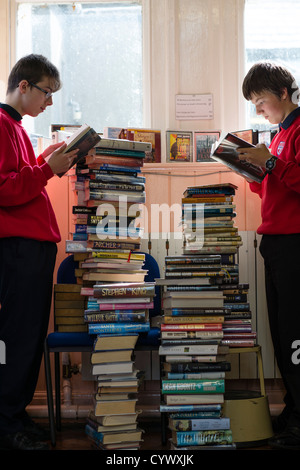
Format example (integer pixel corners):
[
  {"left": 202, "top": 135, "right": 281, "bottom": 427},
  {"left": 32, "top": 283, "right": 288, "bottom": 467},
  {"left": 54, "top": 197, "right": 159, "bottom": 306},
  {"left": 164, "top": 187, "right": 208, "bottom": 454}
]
[
  {"left": 249, "top": 108, "right": 300, "bottom": 235},
  {"left": 0, "top": 106, "right": 61, "bottom": 243}
]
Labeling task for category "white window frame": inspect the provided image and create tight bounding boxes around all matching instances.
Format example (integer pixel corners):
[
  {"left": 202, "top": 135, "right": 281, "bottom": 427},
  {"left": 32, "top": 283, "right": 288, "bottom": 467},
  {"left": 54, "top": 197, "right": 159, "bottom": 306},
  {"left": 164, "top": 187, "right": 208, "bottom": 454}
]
[{"left": 9, "top": 0, "right": 151, "bottom": 127}]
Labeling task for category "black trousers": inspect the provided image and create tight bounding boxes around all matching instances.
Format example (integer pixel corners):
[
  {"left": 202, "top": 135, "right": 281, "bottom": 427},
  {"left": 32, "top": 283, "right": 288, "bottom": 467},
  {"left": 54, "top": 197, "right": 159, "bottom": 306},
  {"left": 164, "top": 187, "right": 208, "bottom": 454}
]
[
  {"left": 0, "top": 238, "right": 57, "bottom": 436},
  {"left": 260, "top": 234, "right": 300, "bottom": 427}
]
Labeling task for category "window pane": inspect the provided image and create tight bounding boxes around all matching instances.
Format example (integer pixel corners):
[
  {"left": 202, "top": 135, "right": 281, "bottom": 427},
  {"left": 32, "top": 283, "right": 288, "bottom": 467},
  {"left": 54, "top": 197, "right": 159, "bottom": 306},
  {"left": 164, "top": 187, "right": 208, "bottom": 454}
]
[
  {"left": 244, "top": 0, "right": 300, "bottom": 130},
  {"left": 16, "top": 2, "right": 143, "bottom": 137}
]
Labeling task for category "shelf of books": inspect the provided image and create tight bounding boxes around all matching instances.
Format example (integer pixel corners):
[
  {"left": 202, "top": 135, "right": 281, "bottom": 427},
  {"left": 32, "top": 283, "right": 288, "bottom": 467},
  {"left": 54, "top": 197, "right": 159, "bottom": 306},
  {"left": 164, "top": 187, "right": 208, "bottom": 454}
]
[
  {"left": 65, "top": 134, "right": 153, "bottom": 450},
  {"left": 158, "top": 183, "right": 257, "bottom": 450}
]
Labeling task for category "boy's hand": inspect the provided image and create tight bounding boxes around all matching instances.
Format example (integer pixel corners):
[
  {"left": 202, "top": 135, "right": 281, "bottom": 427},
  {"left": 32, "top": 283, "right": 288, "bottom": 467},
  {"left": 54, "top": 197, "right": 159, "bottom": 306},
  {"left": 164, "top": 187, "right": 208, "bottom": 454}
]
[
  {"left": 45, "top": 142, "right": 79, "bottom": 175},
  {"left": 237, "top": 143, "right": 271, "bottom": 168}
]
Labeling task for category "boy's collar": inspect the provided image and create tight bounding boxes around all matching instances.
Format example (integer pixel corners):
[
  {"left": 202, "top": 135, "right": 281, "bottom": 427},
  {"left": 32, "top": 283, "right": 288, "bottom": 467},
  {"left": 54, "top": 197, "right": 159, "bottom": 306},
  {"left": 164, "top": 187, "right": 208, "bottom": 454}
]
[
  {"left": 280, "top": 106, "right": 300, "bottom": 130},
  {"left": 0, "top": 103, "right": 22, "bottom": 122}
]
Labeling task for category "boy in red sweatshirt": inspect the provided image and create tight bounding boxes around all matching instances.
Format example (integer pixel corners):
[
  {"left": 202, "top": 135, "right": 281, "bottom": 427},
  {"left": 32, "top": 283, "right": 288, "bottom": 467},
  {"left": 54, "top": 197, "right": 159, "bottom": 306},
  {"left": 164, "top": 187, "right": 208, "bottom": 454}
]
[
  {"left": 0, "top": 54, "right": 78, "bottom": 450},
  {"left": 238, "top": 61, "right": 300, "bottom": 450}
]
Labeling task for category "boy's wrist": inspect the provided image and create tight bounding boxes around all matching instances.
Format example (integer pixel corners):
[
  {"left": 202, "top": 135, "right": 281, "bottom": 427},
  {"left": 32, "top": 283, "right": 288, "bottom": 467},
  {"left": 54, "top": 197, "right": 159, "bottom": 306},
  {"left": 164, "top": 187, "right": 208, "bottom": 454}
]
[{"left": 265, "top": 155, "right": 278, "bottom": 174}]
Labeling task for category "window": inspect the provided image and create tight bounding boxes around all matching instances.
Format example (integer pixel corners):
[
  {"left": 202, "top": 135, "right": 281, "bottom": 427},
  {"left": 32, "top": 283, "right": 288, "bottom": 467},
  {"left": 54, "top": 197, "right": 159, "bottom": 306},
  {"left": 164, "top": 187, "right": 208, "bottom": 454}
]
[
  {"left": 244, "top": 0, "right": 300, "bottom": 130},
  {"left": 16, "top": 2, "right": 143, "bottom": 138}
]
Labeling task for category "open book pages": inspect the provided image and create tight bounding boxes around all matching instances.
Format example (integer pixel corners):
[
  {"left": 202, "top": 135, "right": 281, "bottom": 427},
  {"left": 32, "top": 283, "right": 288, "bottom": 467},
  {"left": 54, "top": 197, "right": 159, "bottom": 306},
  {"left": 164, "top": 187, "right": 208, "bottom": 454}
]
[{"left": 211, "top": 133, "right": 266, "bottom": 183}]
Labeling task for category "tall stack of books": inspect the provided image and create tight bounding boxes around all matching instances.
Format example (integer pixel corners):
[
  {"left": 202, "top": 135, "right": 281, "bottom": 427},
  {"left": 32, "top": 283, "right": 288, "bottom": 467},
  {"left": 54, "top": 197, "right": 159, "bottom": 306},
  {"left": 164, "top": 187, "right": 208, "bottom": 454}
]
[
  {"left": 181, "top": 183, "right": 256, "bottom": 348},
  {"left": 158, "top": 182, "right": 256, "bottom": 449},
  {"left": 159, "top": 274, "right": 234, "bottom": 450},
  {"left": 64, "top": 135, "right": 152, "bottom": 450},
  {"left": 54, "top": 284, "right": 87, "bottom": 332}
]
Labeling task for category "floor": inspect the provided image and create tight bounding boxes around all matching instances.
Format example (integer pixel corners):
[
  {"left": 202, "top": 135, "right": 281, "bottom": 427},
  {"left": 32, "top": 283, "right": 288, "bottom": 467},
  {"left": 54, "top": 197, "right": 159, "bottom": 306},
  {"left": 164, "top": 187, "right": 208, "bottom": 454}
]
[{"left": 39, "top": 416, "right": 274, "bottom": 452}]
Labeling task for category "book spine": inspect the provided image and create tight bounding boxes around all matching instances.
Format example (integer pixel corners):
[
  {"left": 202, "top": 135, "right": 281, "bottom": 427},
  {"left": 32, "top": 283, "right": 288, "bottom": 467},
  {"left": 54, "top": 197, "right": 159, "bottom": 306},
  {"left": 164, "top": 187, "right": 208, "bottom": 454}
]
[
  {"left": 97, "top": 302, "right": 153, "bottom": 310},
  {"left": 88, "top": 322, "right": 150, "bottom": 334},
  {"left": 163, "top": 316, "right": 224, "bottom": 324},
  {"left": 161, "top": 324, "right": 223, "bottom": 331},
  {"left": 174, "top": 430, "right": 233, "bottom": 446},
  {"left": 93, "top": 285, "right": 155, "bottom": 298},
  {"left": 162, "top": 379, "right": 225, "bottom": 394},
  {"left": 84, "top": 311, "right": 147, "bottom": 323},
  {"left": 160, "top": 404, "right": 222, "bottom": 413},
  {"left": 165, "top": 362, "right": 231, "bottom": 372},
  {"left": 95, "top": 147, "right": 146, "bottom": 158},
  {"left": 169, "top": 417, "right": 230, "bottom": 431}
]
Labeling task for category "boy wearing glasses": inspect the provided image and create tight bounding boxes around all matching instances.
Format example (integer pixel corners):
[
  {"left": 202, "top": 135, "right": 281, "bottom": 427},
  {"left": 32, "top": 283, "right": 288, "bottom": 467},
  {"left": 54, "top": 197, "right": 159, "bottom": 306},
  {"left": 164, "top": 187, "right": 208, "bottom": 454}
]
[
  {"left": 0, "top": 54, "right": 78, "bottom": 450},
  {"left": 237, "top": 61, "right": 300, "bottom": 450}
]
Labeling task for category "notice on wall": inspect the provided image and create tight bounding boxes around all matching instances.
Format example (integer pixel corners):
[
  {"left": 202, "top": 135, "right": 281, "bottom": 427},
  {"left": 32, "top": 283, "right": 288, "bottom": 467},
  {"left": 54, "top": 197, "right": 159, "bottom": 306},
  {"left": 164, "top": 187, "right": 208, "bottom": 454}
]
[{"left": 175, "top": 94, "right": 213, "bottom": 120}]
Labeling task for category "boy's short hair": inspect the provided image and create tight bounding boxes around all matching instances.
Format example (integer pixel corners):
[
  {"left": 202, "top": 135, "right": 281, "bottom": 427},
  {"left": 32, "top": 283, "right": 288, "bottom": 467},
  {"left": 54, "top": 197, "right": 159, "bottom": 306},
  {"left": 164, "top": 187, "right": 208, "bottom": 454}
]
[
  {"left": 242, "top": 61, "right": 299, "bottom": 103},
  {"left": 7, "top": 54, "right": 61, "bottom": 94}
]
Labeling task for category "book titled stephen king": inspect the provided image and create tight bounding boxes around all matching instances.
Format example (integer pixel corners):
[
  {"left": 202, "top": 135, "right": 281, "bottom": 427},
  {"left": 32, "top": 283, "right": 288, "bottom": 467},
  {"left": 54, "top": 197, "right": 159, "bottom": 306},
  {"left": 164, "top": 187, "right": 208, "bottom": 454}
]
[
  {"left": 210, "top": 133, "right": 266, "bottom": 183},
  {"left": 58, "top": 123, "right": 101, "bottom": 177}
]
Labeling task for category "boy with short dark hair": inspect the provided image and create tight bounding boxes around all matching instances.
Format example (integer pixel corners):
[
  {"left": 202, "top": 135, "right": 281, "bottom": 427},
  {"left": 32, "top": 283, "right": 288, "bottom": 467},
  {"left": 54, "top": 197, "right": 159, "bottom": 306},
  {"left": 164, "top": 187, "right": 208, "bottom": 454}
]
[
  {"left": 0, "top": 54, "right": 78, "bottom": 450},
  {"left": 238, "top": 61, "right": 300, "bottom": 450}
]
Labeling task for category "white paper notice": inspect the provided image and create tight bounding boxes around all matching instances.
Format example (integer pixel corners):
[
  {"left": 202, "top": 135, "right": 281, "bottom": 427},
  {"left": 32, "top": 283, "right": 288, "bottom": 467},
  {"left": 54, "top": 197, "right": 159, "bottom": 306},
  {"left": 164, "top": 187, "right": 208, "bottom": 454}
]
[{"left": 175, "top": 94, "right": 213, "bottom": 120}]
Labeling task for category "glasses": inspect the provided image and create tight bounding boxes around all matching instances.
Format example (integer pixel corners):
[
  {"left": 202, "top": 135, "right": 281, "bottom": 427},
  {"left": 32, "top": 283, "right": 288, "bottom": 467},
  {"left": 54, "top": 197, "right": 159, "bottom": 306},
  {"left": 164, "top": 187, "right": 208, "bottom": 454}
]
[{"left": 28, "top": 82, "right": 53, "bottom": 100}]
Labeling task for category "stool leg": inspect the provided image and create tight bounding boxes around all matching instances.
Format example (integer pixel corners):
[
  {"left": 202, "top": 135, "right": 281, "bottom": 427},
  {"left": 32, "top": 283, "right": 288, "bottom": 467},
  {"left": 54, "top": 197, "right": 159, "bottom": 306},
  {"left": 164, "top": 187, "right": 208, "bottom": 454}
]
[
  {"left": 43, "top": 340, "right": 56, "bottom": 446},
  {"left": 54, "top": 352, "right": 62, "bottom": 431},
  {"left": 257, "top": 347, "right": 266, "bottom": 397}
]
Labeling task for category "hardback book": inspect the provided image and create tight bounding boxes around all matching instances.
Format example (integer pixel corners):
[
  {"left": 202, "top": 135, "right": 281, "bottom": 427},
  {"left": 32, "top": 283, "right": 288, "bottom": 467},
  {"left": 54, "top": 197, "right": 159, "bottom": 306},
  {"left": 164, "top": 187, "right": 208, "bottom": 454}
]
[
  {"left": 95, "top": 137, "right": 151, "bottom": 152},
  {"left": 172, "top": 429, "right": 233, "bottom": 446},
  {"left": 93, "top": 282, "right": 155, "bottom": 298},
  {"left": 210, "top": 133, "right": 266, "bottom": 183},
  {"left": 183, "top": 183, "right": 237, "bottom": 197},
  {"left": 88, "top": 322, "right": 150, "bottom": 335},
  {"left": 161, "top": 379, "right": 225, "bottom": 394},
  {"left": 85, "top": 424, "right": 143, "bottom": 445},
  {"left": 58, "top": 123, "right": 100, "bottom": 177},
  {"left": 163, "top": 394, "right": 224, "bottom": 405},
  {"left": 159, "top": 345, "right": 229, "bottom": 356},
  {"left": 162, "top": 361, "right": 231, "bottom": 373},
  {"left": 87, "top": 411, "right": 138, "bottom": 427},
  {"left": 93, "top": 334, "right": 139, "bottom": 351},
  {"left": 90, "top": 349, "right": 134, "bottom": 364},
  {"left": 168, "top": 417, "right": 230, "bottom": 431},
  {"left": 91, "top": 361, "right": 135, "bottom": 376},
  {"left": 93, "top": 398, "right": 138, "bottom": 416}
]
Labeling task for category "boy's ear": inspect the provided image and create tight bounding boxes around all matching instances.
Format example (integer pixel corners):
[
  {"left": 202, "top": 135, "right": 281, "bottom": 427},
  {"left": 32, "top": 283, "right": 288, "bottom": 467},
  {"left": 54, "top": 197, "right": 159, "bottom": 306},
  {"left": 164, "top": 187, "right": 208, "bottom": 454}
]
[
  {"left": 281, "top": 87, "right": 289, "bottom": 101},
  {"left": 18, "top": 80, "right": 29, "bottom": 95}
]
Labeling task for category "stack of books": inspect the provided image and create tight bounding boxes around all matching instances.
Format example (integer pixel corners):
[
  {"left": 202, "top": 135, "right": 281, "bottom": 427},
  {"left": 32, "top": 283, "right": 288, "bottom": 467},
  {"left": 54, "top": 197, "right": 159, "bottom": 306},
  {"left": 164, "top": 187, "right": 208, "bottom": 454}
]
[
  {"left": 63, "top": 134, "right": 152, "bottom": 449},
  {"left": 158, "top": 182, "right": 256, "bottom": 450},
  {"left": 54, "top": 284, "right": 87, "bottom": 332},
  {"left": 159, "top": 281, "right": 234, "bottom": 450},
  {"left": 84, "top": 332, "right": 144, "bottom": 450},
  {"left": 84, "top": 282, "right": 154, "bottom": 336},
  {"left": 181, "top": 183, "right": 256, "bottom": 348},
  {"left": 83, "top": 282, "right": 154, "bottom": 450}
]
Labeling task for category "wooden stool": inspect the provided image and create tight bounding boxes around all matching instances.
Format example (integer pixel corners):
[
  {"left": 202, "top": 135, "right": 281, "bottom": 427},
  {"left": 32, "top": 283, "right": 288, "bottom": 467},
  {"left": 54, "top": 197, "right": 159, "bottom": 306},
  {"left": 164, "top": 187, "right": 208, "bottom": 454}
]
[{"left": 223, "top": 345, "right": 274, "bottom": 447}]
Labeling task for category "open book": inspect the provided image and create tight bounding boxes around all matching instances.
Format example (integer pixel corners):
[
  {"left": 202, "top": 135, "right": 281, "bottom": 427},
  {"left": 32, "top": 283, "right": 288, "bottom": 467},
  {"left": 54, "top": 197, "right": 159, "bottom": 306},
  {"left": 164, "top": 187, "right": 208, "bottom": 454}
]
[
  {"left": 58, "top": 123, "right": 101, "bottom": 177},
  {"left": 210, "top": 133, "right": 266, "bottom": 183}
]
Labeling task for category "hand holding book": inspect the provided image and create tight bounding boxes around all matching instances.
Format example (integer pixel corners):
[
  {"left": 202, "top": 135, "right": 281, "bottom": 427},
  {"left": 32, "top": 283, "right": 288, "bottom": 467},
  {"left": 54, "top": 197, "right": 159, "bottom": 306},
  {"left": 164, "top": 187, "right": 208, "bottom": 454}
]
[
  {"left": 237, "top": 143, "right": 272, "bottom": 169},
  {"left": 45, "top": 141, "right": 79, "bottom": 176},
  {"left": 211, "top": 133, "right": 266, "bottom": 183}
]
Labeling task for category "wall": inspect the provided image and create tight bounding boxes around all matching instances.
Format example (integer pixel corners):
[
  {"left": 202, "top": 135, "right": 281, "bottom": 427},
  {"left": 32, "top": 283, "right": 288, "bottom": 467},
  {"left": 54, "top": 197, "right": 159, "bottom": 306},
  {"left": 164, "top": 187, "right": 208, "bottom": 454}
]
[{"left": 0, "top": 1, "right": 276, "bottom": 402}]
